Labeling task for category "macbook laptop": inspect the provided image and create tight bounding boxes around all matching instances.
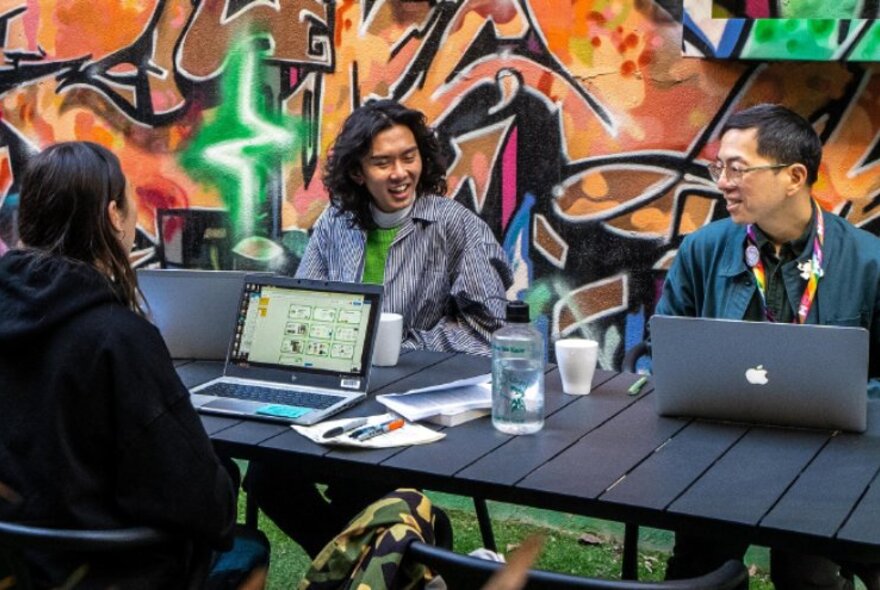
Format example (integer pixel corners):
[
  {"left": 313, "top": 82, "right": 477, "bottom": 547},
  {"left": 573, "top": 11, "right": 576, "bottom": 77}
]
[
  {"left": 138, "top": 269, "right": 264, "bottom": 360},
  {"left": 190, "top": 275, "right": 383, "bottom": 425},
  {"left": 650, "top": 315, "right": 869, "bottom": 432}
]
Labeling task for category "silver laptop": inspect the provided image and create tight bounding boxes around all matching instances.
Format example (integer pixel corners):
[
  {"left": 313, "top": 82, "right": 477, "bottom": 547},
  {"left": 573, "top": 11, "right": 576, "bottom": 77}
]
[
  {"left": 190, "top": 275, "right": 383, "bottom": 425},
  {"left": 651, "top": 315, "right": 869, "bottom": 432},
  {"left": 138, "top": 269, "right": 262, "bottom": 360}
]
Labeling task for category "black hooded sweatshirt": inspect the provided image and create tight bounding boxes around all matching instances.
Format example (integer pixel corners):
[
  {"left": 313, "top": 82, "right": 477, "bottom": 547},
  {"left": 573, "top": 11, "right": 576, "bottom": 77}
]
[{"left": 0, "top": 250, "right": 235, "bottom": 588}]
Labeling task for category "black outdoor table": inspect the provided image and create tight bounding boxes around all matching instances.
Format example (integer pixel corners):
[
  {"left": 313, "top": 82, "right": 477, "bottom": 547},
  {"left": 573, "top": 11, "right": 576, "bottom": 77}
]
[{"left": 176, "top": 350, "right": 880, "bottom": 573}]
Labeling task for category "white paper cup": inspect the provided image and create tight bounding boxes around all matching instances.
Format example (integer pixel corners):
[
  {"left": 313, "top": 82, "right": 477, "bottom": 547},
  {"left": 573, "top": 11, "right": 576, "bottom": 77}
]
[
  {"left": 372, "top": 312, "right": 403, "bottom": 367},
  {"left": 554, "top": 338, "right": 599, "bottom": 395}
]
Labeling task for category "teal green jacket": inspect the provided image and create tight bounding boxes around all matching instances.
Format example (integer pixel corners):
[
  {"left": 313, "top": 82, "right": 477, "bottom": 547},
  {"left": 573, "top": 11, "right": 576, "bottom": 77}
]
[{"left": 656, "top": 210, "right": 880, "bottom": 398}]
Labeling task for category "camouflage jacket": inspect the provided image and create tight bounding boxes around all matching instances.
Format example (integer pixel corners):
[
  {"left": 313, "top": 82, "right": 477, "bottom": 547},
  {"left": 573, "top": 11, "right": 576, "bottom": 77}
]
[{"left": 299, "top": 489, "right": 436, "bottom": 590}]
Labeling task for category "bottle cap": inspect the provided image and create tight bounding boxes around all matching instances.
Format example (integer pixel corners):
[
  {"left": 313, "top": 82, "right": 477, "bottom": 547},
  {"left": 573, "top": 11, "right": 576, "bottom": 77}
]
[{"left": 506, "top": 300, "right": 530, "bottom": 323}]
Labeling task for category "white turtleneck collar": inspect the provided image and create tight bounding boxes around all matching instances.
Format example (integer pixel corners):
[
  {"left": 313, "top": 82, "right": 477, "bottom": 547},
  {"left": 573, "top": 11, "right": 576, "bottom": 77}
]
[{"left": 370, "top": 202, "right": 413, "bottom": 229}]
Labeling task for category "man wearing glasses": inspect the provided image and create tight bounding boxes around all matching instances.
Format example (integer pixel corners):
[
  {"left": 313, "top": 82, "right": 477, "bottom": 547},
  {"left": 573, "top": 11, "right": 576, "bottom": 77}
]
[{"left": 656, "top": 104, "right": 880, "bottom": 588}]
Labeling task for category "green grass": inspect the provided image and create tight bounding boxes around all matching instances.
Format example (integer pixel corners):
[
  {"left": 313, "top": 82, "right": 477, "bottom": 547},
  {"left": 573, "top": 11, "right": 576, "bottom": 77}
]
[{"left": 237, "top": 487, "right": 774, "bottom": 589}]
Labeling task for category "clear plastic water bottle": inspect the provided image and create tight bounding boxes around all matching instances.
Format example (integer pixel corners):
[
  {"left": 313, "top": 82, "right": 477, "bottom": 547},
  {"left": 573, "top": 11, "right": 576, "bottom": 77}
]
[{"left": 492, "top": 301, "right": 545, "bottom": 434}]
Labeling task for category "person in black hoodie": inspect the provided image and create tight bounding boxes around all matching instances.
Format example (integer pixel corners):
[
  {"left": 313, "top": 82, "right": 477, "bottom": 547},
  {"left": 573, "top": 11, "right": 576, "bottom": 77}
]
[{"left": 0, "top": 142, "right": 237, "bottom": 588}]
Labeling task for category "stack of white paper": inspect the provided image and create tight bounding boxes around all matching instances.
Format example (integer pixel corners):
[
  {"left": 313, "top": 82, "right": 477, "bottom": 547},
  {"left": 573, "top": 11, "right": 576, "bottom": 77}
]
[{"left": 376, "top": 374, "right": 492, "bottom": 422}]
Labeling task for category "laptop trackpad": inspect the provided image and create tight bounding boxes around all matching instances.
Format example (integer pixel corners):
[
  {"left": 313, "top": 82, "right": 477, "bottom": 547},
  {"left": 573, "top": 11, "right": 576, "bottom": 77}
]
[{"left": 202, "top": 398, "right": 312, "bottom": 419}]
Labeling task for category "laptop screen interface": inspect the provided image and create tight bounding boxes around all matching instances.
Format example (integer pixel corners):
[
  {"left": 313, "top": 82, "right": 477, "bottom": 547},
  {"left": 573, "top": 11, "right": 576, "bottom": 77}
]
[{"left": 229, "top": 282, "right": 373, "bottom": 376}]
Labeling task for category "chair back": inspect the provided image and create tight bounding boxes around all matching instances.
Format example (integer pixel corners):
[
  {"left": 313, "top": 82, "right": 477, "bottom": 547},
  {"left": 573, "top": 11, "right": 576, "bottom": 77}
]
[
  {"left": 0, "top": 521, "right": 206, "bottom": 590},
  {"left": 403, "top": 541, "right": 748, "bottom": 590},
  {"left": 0, "top": 522, "right": 171, "bottom": 552}
]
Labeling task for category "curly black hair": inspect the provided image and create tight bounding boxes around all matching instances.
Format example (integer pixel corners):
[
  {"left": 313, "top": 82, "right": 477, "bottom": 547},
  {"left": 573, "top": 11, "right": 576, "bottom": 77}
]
[{"left": 323, "top": 99, "right": 447, "bottom": 230}]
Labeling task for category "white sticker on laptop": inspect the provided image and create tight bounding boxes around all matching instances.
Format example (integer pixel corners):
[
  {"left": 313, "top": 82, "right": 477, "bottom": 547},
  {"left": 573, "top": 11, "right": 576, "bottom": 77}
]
[{"left": 341, "top": 378, "right": 361, "bottom": 389}]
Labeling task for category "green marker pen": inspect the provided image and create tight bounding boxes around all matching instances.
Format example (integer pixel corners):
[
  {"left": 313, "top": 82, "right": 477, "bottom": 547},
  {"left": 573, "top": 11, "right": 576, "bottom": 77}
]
[{"left": 628, "top": 376, "right": 649, "bottom": 396}]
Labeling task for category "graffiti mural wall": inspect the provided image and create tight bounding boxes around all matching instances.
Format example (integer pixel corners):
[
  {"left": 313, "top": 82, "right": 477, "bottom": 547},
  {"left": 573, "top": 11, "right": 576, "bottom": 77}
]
[
  {"left": 684, "top": 0, "right": 880, "bottom": 59},
  {"left": 0, "top": 0, "right": 878, "bottom": 368}
]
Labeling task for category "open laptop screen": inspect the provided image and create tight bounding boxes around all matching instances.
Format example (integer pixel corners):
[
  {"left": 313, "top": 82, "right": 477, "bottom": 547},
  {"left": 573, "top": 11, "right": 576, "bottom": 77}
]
[{"left": 229, "top": 281, "right": 378, "bottom": 379}]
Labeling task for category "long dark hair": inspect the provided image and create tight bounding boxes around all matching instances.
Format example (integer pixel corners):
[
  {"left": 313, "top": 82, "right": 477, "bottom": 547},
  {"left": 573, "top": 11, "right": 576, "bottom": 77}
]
[
  {"left": 323, "top": 99, "right": 447, "bottom": 229},
  {"left": 18, "top": 141, "right": 141, "bottom": 313}
]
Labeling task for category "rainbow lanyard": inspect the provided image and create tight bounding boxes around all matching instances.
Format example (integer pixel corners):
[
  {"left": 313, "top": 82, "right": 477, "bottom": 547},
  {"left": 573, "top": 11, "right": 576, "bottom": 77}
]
[{"left": 744, "top": 200, "right": 824, "bottom": 324}]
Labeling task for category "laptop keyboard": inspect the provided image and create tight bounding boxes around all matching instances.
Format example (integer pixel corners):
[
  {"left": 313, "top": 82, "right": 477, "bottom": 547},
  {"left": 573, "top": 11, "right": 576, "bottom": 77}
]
[{"left": 199, "top": 382, "right": 343, "bottom": 409}]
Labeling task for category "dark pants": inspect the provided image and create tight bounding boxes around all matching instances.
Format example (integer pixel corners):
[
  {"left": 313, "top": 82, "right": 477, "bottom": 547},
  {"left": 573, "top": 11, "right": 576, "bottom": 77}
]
[
  {"left": 244, "top": 460, "right": 393, "bottom": 558},
  {"left": 666, "top": 533, "right": 855, "bottom": 589}
]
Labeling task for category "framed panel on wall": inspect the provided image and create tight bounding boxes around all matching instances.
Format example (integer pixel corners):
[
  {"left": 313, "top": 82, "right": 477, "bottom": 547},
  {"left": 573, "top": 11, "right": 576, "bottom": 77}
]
[{"left": 682, "top": 0, "right": 880, "bottom": 60}]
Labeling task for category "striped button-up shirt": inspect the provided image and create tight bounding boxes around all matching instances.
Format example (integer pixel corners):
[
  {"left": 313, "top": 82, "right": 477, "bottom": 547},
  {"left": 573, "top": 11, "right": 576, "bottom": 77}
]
[{"left": 296, "top": 195, "right": 513, "bottom": 355}]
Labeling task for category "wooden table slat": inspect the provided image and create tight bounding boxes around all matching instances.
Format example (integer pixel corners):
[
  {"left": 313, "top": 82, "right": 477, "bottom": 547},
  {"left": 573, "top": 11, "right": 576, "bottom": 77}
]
[
  {"left": 518, "top": 394, "right": 684, "bottom": 499},
  {"left": 456, "top": 373, "right": 648, "bottom": 486},
  {"left": 837, "top": 470, "right": 880, "bottom": 545},
  {"left": 761, "top": 431, "right": 880, "bottom": 537},
  {"left": 382, "top": 414, "right": 512, "bottom": 476},
  {"left": 200, "top": 414, "right": 242, "bottom": 436},
  {"left": 209, "top": 420, "right": 290, "bottom": 448},
  {"left": 368, "top": 350, "right": 453, "bottom": 393},
  {"left": 601, "top": 420, "right": 747, "bottom": 510},
  {"left": 542, "top": 369, "right": 619, "bottom": 415},
  {"left": 176, "top": 361, "right": 224, "bottom": 388},
  {"left": 827, "top": 405, "right": 880, "bottom": 544},
  {"left": 382, "top": 367, "right": 629, "bottom": 479},
  {"left": 669, "top": 428, "right": 831, "bottom": 526},
  {"left": 256, "top": 427, "right": 341, "bottom": 457}
]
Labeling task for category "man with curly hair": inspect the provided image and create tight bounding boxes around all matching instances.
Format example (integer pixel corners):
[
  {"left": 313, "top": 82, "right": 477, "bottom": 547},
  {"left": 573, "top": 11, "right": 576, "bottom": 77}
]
[
  {"left": 247, "top": 100, "right": 511, "bottom": 557},
  {"left": 298, "top": 98, "right": 512, "bottom": 353}
]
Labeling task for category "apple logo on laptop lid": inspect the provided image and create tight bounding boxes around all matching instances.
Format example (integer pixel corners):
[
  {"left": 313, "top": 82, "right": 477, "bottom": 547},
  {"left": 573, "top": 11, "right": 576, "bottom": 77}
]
[{"left": 745, "top": 364, "right": 769, "bottom": 385}]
